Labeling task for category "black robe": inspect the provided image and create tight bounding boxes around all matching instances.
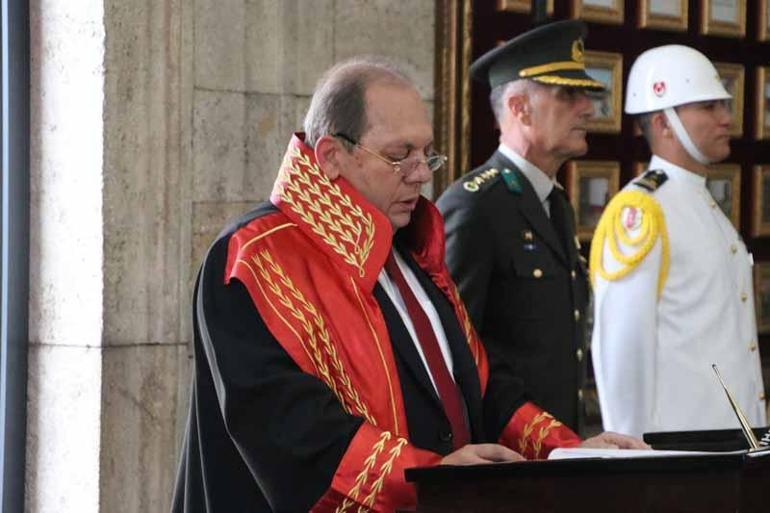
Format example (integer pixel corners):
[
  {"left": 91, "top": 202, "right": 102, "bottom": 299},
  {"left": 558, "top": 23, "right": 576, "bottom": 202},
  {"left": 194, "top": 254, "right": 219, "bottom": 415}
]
[{"left": 171, "top": 204, "right": 529, "bottom": 513}]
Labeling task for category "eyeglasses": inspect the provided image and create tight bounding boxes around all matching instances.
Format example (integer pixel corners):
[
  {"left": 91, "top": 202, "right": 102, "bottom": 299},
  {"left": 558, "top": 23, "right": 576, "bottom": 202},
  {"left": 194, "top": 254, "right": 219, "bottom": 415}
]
[{"left": 333, "top": 133, "right": 447, "bottom": 176}]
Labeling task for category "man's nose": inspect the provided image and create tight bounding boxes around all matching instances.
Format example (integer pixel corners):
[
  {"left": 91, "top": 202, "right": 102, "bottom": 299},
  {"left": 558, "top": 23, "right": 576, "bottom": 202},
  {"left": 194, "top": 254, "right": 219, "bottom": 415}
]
[
  {"left": 578, "top": 93, "right": 595, "bottom": 117},
  {"left": 718, "top": 102, "right": 733, "bottom": 125},
  {"left": 405, "top": 160, "right": 433, "bottom": 185}
]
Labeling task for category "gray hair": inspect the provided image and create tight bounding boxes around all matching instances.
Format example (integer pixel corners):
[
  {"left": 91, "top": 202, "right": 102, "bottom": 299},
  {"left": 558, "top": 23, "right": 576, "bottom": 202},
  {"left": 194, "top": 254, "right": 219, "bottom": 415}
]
[
  {"left": 303, "top": 56, "right": 411, "bottom": 148},
  {"left": 489, "top": 79, "right": 535, "bottom": 124},
  {"left": 636, "top": 113, "right": 654, "bottom": 144}
]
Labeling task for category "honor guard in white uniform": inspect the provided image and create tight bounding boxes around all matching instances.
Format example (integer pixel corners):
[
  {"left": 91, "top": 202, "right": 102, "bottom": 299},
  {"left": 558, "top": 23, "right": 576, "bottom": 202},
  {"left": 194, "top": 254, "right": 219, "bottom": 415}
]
[{"left": 590, "top": 45, "right": 767, "bottom": 437}]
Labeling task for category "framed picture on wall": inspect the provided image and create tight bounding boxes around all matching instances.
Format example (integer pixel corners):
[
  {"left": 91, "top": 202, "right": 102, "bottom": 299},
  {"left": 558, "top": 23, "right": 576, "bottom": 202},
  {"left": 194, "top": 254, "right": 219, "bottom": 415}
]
[
  {"left": 752, "top": 165, "right": 770, "bottom": 236},
  {"left": 700, "top": 0, "right": 746, "bottom": 38},
  {"left": 584, "top": 51, "right": 623, "bottom": 133},
  {"left": 756, "top": 67, "right": 770, "bottom": 140},
  {"left": 714, "top": 62, "right": 745, "bottom": 137},
  {"left": 753, "top": 262, "right": 770, "bottom": 334},
  {"left": 571, "top": 0, "right": 624, "bottom": 24},
  {"left": 705, "top": 164, "right": 742, "bottom": 228},
  {"left": 497, "top": 0, "right": 554, "bottom": 14},
  {"left": 566, "top": 160, "right": 620, "bottom": 240},
  {"left": 638, "top": 0, "right": 688, "bottom": 31},
  {"left": 760, "top": 0, "right": 770, "bottom": 41}
]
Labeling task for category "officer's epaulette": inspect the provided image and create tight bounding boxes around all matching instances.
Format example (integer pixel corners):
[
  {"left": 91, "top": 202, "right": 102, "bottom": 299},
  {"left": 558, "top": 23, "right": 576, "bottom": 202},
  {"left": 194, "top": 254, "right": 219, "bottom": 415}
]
[
  {"left": 634, "top": 169, "right": 668, "bottom": 192},
  {"left": 462, "top": 167, "right": 501, "bottom": 193}
]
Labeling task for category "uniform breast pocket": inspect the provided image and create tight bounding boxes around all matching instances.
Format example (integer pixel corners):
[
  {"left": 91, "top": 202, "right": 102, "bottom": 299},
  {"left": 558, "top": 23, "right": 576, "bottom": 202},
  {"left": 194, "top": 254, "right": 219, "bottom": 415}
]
[{"left": 508, "top": 252, "right": 561, "bottom": 320}]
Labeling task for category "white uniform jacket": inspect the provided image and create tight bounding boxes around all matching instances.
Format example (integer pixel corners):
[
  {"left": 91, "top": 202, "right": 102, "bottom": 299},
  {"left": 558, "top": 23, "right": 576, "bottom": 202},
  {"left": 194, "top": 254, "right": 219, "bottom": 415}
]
[{"left": 590, "top": 155, "right": 766, "bottom": 437}]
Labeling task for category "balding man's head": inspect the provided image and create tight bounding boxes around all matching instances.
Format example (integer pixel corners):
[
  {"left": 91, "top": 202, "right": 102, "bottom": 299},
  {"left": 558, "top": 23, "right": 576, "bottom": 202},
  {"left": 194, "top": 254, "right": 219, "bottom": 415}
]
[{"left": 303, "top": 57, "right": 412, "bottom": 148}]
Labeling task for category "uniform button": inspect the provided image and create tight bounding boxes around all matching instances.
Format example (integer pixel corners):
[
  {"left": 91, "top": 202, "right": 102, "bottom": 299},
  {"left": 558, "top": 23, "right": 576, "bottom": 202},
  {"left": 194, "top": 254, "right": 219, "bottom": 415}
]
[
  {"left": 574, "top": 309, "right": 580, "bottom": 321},
  {"left": 760, "top": 393, "right": 766, "bottom": 401},
  {"left": 750, "top": 341, "right": 758, "bottom": 352},
  {"left": 710, "top": 201, "right": 717, "bottom": 208},
  {"left": 439, "top": 431, "right": 453, "bottom": 443},
  {"left": 731, "top": 244, "right": 737, "bottom": 254},
  {"left": 741, "top": 292, "right": 748, "bottom": 302},
  {"left": 576, "top": 348, "right": 584, "bottom": 361},
  {"left": 533, "top": 268, "right": 543, "bottom": 278},
  {"left": 571, "top": 270, "right": 577, "bottom": 280},
  {"left": 578, "top": 389, "right": 584, "bottom": 401}
]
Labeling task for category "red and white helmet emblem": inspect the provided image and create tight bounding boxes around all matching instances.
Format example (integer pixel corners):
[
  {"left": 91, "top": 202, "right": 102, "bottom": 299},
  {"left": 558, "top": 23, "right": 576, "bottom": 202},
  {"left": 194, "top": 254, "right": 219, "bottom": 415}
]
[{"left": 652, "top": 81, "right": 666, "bottom": 97}]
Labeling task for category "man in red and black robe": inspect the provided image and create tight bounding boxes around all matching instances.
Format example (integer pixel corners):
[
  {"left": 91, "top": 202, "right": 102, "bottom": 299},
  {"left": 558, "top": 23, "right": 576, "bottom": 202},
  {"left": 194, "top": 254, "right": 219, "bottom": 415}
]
[{"left": 172, "top": 57, "right": 644, "bottom": 513}]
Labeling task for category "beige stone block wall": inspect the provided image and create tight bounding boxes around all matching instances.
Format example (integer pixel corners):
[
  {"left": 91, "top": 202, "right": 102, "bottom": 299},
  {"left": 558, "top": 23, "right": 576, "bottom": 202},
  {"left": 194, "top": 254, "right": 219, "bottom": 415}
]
[
  {"left": 100, "top": 345, "right": 189, "bottom": 512},
  {"left": 98, "top": 0, "right": 193, "bottom": 512},
  {"left": 102, "top": 0, "right": 186, "bottom": 348}
]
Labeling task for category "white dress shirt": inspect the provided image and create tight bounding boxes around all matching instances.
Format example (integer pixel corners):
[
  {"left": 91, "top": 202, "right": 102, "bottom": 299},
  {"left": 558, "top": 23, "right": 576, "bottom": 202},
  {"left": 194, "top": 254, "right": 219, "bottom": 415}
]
[
  {"left": 591, "top": 155, "right": 767, "bottom": 437},
  {"left": 378, "top": 250, "right": 455, "bottom": 393}
]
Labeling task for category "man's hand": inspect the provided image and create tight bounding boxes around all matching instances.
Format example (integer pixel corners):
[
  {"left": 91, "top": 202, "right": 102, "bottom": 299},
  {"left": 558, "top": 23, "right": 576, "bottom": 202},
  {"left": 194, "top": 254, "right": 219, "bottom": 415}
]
[
  {"left": 580, "top": 431, "right": 651, "bottom": 450},
  {"left": 440, "top": 444, "right": 525, "bottom": 465}
]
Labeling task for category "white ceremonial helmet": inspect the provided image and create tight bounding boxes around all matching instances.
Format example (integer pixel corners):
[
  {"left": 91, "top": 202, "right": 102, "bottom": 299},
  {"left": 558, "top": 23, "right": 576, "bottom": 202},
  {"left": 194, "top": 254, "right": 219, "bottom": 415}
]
[{"left": 625, "top": 45, "right": 731, "bottom": 165}]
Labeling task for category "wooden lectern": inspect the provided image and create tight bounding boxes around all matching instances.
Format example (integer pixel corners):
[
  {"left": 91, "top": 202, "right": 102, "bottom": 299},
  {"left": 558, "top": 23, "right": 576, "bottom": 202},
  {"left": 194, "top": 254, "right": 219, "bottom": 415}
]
[{"left": 406, "top": 448, "right": 770, "bottom": 512}]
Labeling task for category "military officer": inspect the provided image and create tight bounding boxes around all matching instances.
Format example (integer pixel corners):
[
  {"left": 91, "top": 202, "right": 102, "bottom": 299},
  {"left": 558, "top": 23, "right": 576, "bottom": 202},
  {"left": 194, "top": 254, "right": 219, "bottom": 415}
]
[
  {"left": 438, "top": 20, "right": 604, "bottom": 432},
  {"left": 590, "top": 45, "right": 767, "bottom": 437}
]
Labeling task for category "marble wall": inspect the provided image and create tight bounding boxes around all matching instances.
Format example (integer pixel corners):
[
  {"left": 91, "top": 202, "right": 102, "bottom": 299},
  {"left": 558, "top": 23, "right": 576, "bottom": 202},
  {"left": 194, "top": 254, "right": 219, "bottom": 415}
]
[{"left": 26, "top": 1, "right": 436, "bottom": 512}]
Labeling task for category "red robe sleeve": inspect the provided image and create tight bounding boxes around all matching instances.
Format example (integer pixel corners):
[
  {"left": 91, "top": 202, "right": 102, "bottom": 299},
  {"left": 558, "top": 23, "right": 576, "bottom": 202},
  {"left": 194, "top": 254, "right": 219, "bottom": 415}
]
[{"left": 498, "top": 401, "right": 581, "bottom": 460}]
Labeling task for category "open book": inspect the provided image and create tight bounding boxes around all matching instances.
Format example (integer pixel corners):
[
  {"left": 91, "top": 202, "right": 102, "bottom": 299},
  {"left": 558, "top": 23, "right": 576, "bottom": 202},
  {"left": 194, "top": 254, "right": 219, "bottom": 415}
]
[{"left": 548, "top": 447, "right": 752, "bottom": 460}]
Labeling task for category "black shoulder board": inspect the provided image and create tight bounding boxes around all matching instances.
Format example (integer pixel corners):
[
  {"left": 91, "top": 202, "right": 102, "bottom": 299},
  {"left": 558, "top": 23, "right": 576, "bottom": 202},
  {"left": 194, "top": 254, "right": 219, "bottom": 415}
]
[{"left": 635, "top": 169, "right": 668, "bottom": 192}]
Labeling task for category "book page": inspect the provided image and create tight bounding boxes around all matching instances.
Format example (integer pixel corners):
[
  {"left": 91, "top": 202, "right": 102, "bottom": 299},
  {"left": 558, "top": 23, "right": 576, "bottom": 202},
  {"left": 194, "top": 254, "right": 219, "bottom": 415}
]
[{"left": 548, "top": 448, "right": 747, "bottom": 460}]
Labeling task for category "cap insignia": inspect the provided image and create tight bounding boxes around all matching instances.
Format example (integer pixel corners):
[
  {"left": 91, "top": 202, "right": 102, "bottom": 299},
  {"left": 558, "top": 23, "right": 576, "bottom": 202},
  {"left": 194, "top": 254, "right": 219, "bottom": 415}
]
[
  {"left": 653, "top": 81, "right": 666, "bottom": 97},
  {"left": 571, "top": 39, "right": 584, "bottom": 63}
]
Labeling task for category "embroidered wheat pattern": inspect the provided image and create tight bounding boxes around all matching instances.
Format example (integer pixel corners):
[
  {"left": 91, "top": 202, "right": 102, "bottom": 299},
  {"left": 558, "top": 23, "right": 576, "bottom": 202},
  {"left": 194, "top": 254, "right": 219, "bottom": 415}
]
[
  {"left": 335, "top": 431, "right": 391, "bottom": 513},
  {"left": 532, "top": 418, "right": 562, "bottom": 458},
  {"left": 451, "top": 284, "right": 479, "bottom": 365},
  {"left": 519, "top": 411, "right": 551, "bottom": 456},
  {"left": 360, "top": 437, "right": 408, "bottom": 510},
  {"left": 279, "top": 148, "right": 375, "bottom": 277},
  {"left": 253, "top": 250, "right": 375, "bottom": 425}
]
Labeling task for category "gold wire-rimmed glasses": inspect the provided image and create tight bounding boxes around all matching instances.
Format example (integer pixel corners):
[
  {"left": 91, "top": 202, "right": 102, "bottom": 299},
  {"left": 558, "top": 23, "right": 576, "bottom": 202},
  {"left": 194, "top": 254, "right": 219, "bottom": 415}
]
[{"left": 333, "top": 133, "right": 447, "bottom": 177}]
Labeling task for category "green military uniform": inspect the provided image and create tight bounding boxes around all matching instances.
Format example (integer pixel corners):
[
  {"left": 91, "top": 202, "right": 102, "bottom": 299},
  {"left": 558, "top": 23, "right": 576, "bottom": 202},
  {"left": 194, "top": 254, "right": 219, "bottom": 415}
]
[
  {"left": 438, "top": 153, "right": 589, "bottom": 431},
  {"left": 438, "top": 20, "right": 604, "bottom": 432}
]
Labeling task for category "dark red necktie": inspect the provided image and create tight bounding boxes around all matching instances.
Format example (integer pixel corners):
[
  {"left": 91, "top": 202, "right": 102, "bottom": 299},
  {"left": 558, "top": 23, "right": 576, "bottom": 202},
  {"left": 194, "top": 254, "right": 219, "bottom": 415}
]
[{"left": 384, "top": 251, "right": 470, "bottom": 449}]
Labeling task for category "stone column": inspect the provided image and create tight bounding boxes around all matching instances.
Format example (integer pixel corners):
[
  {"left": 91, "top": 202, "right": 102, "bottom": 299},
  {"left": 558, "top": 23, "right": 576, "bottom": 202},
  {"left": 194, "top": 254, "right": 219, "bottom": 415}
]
[{"left": 28, "top": 0, "right": 106, "bottom": 510}]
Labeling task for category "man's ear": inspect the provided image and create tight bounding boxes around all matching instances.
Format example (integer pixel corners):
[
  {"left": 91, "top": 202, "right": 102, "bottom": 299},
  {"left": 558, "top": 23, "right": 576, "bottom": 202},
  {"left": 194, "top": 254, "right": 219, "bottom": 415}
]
[
  {"left": 315, "top": 135, "right": 347, "bottom": 180},
  {"left": 651, "top": 112, "right": 671, "bottom": 139},
  {"left": 508, "top": 93, "right": 531, "bottom": 125}
]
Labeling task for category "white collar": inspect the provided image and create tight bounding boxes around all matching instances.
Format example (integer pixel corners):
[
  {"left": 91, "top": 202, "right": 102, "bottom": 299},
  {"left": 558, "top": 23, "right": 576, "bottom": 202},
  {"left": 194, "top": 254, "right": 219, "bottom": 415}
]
[{"left": 498, "top": 143, "right": 555, "bottom": 203}]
